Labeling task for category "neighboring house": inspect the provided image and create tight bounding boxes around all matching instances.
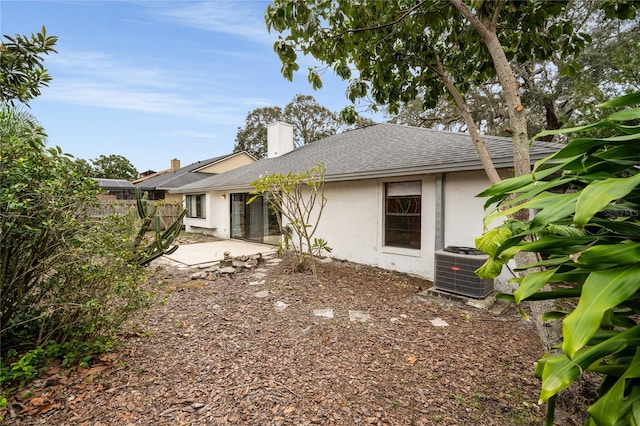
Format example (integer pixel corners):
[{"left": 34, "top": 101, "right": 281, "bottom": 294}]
[
  {"left": 133, "top": 153, "right": 256, "bottom": 203},
  {"left": 172, "top": 122, "right": 561, "bottom": 283},
  {"left": 93, "top": 178, "right": 136, "bottom": 200}
]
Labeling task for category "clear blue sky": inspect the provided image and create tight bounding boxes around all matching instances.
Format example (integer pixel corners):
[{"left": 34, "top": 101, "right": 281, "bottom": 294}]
[{"left": 1, "top": 0, "right": 380, "bottom": 173}]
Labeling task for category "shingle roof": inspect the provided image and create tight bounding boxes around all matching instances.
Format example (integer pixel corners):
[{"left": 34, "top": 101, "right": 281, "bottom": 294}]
[
  {"left": 93, "top": 178, "right": 135, "bottom": 189},
  {"left": 134, "top": 153, "right": 241, "bottom": 191},
  {"left": 173, "top": 123, "right": 563, "bottom": 193}
]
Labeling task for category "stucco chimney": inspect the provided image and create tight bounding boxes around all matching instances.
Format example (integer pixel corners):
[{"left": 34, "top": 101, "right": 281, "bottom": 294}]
[
  {"left": 267, "top": 122, "right": 294, "bottom": 158},
  {"left": 171, "top": 158, "right": 180, "bottom": 171}
]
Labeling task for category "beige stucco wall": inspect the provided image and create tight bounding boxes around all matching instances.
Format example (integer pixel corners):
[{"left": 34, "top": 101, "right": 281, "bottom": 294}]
[
  {"left": 197, "top": 152, "right": 255, "bottom": 174},
  {"left": 164, "top": 193, "right": 183, "bottom": 203}
]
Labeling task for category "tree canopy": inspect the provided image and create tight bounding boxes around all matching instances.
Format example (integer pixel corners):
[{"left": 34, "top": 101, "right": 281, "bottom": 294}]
[
  {"left": 233, "top": 94, "right": 372, "bottom": 159},
  {"left": 91, "top": 154, "right": 139, "bottom": 181},
  {"left": 265, "top": 0, "right": 636, "bottom": 184},
  {"left": 0, "top": 26, "right": 57, "bottom": 106}
]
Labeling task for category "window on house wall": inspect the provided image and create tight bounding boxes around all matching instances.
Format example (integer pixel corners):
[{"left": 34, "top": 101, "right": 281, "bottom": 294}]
[
  {"left": 385, "top": 181, "right": 421, "bottom": 249},
  {"left": 186, "top": 194, "right": 205, "bottom": 219}
]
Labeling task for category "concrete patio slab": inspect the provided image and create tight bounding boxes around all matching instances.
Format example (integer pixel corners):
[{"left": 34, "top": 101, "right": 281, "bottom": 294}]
[{"left": 164, "top": 240, "right": 277, "bottom": 266}]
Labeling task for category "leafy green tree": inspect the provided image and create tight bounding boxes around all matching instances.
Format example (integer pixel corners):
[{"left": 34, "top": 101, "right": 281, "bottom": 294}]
[
  {"left": 265, "top": 1, "right": 635, "bottom": 185},
  {"left": 72, "top": 158, "right": 96, "bottom": 176},
  {"left": 476, "top": 92, "right": 640, "bottom": 424},
  {"left": 91, "top": 154, "right": 138, "bottom": 180},
  {"left": 284, "top": 94, "right": 340, "bottom": 147},
  {"left": 0, "top": 26, "right": 57, "bottom": 105},
  {"left": 233, "top": 94, "right": 369, "bottom": 159},
  {"left": 386, "top": 2, "right": 640, "bottom": 142},
  {"left": 234, "top": 105, "right": 283, "bottom": 159}
]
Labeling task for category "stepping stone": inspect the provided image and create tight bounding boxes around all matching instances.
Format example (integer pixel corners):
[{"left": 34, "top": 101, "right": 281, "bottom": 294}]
[
  {"left": 252, "top": 272, "right": 267, "bottom": 280},
  {"left": 274, "top": 301, "right": 289, "bottom": 312},
  {"left": 249, "top": 280, "right": 266, "bottom": 286},
  {"left": 190, "top": 271, "right": 208, "bottom": 280},
  {"left": 429, "top": 317, "right": 449, "bottom": 327},
  {"left": 254, "top": 290, "right": 270, "bottom": 299},
  {"left": 313, "top": 308, "right": 334, "bottom": 319},
  {"left": 348, "top": 310, "right": 370, "bottom": 323}
]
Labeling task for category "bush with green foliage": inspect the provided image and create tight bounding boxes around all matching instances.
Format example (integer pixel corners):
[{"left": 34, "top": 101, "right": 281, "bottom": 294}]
[
  {"left": 476, "top": 92, "right": 640, "bottom": 425},
  {"left": 0, "top": 107, "right": 150, "bottom": 393}
]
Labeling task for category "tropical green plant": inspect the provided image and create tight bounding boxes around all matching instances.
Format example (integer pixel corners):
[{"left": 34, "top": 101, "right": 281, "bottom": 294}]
[
  {"left": 311, "top": 237, "right": 333, "bottom": 257},
  {"left": 131, "top": 189, "right": 186, "bottom": 267},
  {"left": 475, "top": 91, "right": 640, "bottom": 425},
  {"left": 250, "top": 163, "right": 328, "bottom": 280}
]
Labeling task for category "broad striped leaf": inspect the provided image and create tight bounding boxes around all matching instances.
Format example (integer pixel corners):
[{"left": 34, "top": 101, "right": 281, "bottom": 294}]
[
  {"left": 574, "top": 173, "right": 640, "bottom": 227},
  {"left": 513, "top": 267, "right": 559, "bottom": 304},
  {"left": 588, "top": 347, "right": 640, "bottom": 425},
  {"left": 608, "top": 108, "right": 640, "bottom": 122},
  {"left": 598, "top": 92, "right": 640, "bottom": 108},
  {"left": 576, "top": 242, "right": 640, "bottom": 267},
  {"left": 540, "top": 326, "right": 640, "bottom": 402},
  {"left": 563, "top": 265, "right": 640, "bottom": 358}
]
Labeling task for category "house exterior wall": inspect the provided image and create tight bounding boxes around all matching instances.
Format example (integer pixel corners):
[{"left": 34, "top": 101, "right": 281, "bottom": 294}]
[
  {"left": 313, "top": 176, "right": 438, "bottom": 279},
  {"left": 183, "top": 193, "right": 214, "bottom": 234},
  {"left": 197, "top": 153, "right": 255, "bottom": 174},
  {"left": 164, "top": 193, "right": 183, "bottom": 203},
  {"left": 184, "top": 191, "right": 231, "bottom": 237},
  {"left": 186, "top": 170, "right": 500, "bottom": 283},
  {"left": 443, "top": 170, "right": 494, "bottom": 249}
]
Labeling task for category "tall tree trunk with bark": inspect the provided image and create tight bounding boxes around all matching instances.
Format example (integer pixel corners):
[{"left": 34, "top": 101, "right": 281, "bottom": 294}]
[{"left": 450, "top": 0, "right": 561, "bottom": 353}]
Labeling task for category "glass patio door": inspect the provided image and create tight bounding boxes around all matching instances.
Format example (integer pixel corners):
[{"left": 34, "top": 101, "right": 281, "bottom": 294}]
[{"left": 230, "top": 193, "right": 280, "bottom": 244}]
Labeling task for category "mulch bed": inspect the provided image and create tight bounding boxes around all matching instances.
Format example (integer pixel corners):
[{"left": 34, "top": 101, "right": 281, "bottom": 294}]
[{"left": 2, "top": 249, "right": 590, "bottom": 425}]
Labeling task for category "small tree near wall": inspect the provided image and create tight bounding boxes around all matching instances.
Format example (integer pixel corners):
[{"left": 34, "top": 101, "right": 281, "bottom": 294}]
[{"left": 250, "top": 163, "right": 329, "bottom": 281}]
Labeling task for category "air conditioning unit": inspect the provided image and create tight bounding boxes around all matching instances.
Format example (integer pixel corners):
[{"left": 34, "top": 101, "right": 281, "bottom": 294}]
[{"left": 434, "top": 246, "right": 494, "bottom": 299}]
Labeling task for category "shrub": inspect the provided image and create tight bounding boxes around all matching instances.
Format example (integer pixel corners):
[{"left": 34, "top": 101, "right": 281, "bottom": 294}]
[
  {"left": 476, "top": 92, "right": 640, "bottom": 425},
  {"left": 0, "top": 107, "right": 149, "bottom": 392}
]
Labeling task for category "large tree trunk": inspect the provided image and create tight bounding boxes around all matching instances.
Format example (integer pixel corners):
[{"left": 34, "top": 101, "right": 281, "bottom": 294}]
[
  {"left": 434, "top": 54, "right": 501, "bottom": 185},
  {"left": 449, "top": 0, "right": 561, "bottom": 353}
]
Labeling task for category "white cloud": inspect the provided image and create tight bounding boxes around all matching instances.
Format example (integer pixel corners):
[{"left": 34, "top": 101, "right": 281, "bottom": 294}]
[
  {"left": 153, "top": 1, "right": 272, "bottom": 44},
  {"left": 43, "top": 49, "right": 270, "bottom": 123}
]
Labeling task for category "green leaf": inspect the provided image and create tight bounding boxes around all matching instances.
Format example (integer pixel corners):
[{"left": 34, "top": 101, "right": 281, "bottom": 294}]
[
  {"left": 574, "top": 173, "right": 640, "bottom": 227},
  {"left": 575, "top": 242, "right": 640, "bottom": 267},
  {"left": 475, "top": 257, "right": 504, "bottom": 279},
  {"left": 563, "top": 265, "right": 640, "bottom": 358},
  {"left": 608, "top": 108, "right": 640, "bottom": 122},
  {"left": 513, "top": 267, "right": 559, "bottom": 304},
  {"left": 588, "top": 347, "right": 640, "bottom": 425},
  {"left": 475, "top": 226, "right": 512, "bottom": 257},
  {"left": 540, "top": 325, "right": 640, "bottom": 402},
  {"left": 598, "top": 92, "right": 640, "bottom": 109}
]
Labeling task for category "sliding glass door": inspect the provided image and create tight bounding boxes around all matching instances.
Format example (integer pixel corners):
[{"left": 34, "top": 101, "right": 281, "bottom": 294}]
[{"left": 230, "top": 193, "right": 280, "bottom": 244}]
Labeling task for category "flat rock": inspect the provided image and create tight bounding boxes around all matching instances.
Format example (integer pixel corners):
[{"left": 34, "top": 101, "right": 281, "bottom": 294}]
[
  {"left": 219, "top": 267, "right": 236, "bottom": 274},
  {"left": 249, "top": 280, "right": 266, "bottom": 286},
  {"left": 317, "top": 257, "right": 333, "bottom": 264},
  {"left": 274, "top": 301, "right": 289, "bottom": 312},
  {"left": 348, "top": 310, "right": 370, "bottom": 323},
  {"left": 189, "top": 271, "right": 208, "bottom": 280},
  {"left": 253, "top": 290, "right": 270, "bottom": 299},
  {"left": 266, "top": 258, "right": 283, "bottom": 264},
  {"left": 313, "top": 308, "right": 334, "bottom": 319},
  {"left": 429, "top": 317, "right": 449, "bottom": 327},
  {"left": 252, "top": 272, "right": 267, "bottom": 280}
]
